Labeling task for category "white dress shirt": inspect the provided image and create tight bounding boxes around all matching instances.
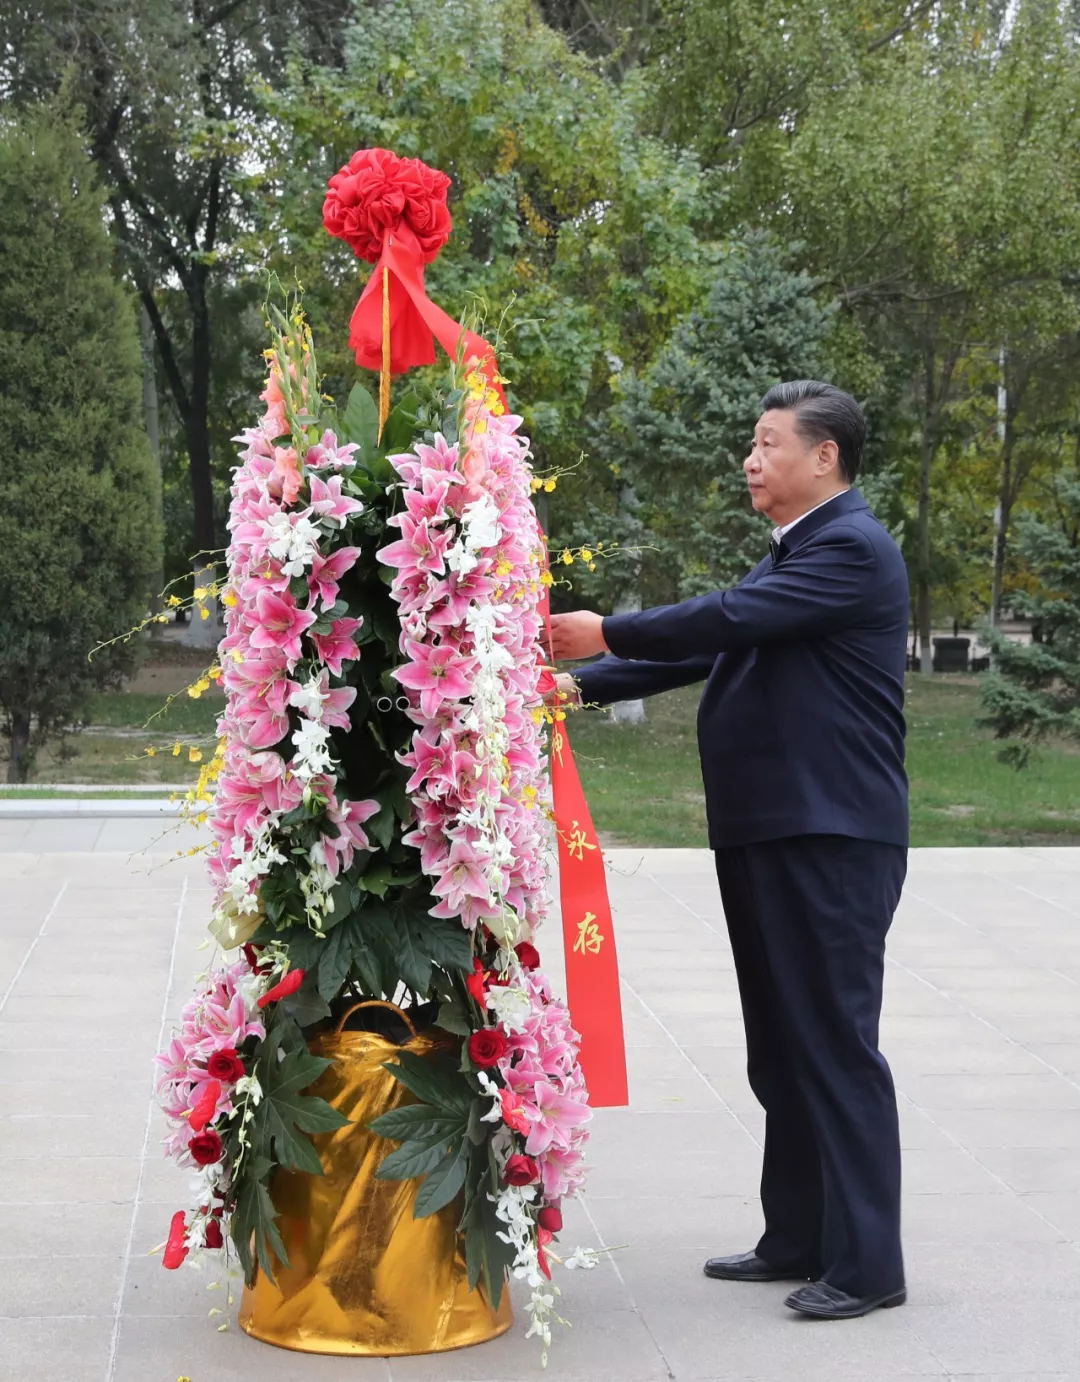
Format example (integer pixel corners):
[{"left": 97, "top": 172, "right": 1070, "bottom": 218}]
[{"left": 771, "top": 489, "right": 851, "bottom": 544}]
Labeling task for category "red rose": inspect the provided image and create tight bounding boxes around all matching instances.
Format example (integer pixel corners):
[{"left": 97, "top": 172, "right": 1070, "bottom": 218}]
[
  {"left": 204, "top": 1217, "right": 224, "bottom": 1250},
  {"left": 205, "top": 1048, "right": 245, "bottom": 1084},
  {"left": 257, "top": 968, "right": 305, "bottom": 1009},
  {"left": 323, "top": 147, "right": 452, "bottom": 264},
  {"left": 188, "top": 1079, "right": 221, "bottom": 1133},
  {"left": 503, "top": 1153, "right": 540, "bottom": 1186},
  {"left": 467, "top": 1026, "right": 508, "bottom": 1069},
  {"left": 538, "top": 1206, "right": 562, "bottom": 1233},
  {"left": 242, "top": 943, "right": 271, "bottom": 974},
  {"left": 514, "top": 941, "right": 540, "bottom": 970},
  {"left": 162, "top": 1210, "right": 188, "bottom": 1270},
  {"left": 188, "top": 1129, "right": 223, "bottom": 1166}
]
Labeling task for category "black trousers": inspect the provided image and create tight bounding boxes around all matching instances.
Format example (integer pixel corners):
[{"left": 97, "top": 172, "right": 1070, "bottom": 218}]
[{"left": 713, "top": 834, "right": 907, "bottom": 1297}]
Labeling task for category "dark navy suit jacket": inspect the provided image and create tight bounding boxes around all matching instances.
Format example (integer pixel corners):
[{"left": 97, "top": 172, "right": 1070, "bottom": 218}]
[{"left": 573, "top": 488, "right": 909, "bottom": 849}]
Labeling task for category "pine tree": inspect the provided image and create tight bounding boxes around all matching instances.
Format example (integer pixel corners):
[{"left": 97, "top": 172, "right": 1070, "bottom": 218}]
[
  {"left": 0, "top": 104, "right": 163, "bottom": 781},
  {"left": 981, "top": 474, "right": 1080, "bottom": 766},
  {"left": 579, "top": 233, "right": 837, "bottom": 610}
]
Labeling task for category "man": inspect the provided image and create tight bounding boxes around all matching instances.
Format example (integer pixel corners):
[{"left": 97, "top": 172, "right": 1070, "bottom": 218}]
[{"left": 548, "top": 380, "right": 909, "bottom": 1321}]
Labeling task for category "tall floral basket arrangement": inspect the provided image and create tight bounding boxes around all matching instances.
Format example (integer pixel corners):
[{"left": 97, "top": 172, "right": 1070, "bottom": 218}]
[{"left": 154, "top": 150, "right": 602, "bottom": 1357}]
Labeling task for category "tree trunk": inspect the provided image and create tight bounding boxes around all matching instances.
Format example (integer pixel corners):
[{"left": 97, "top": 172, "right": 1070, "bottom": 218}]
[
  {"left": 182, "top": 275, "right": 220, "bottom": 649},
  {"left": 915, "top": 346, "right": 942, "bottom": 675},
  {"left": 916, "top": 431, "right": 934, "bottom": 674},
  {"left": 990, "top": 348, "right": 1013, "bottom": 629},
  {"left": 140, "top": 303, "right": 166, "bottom": 607},
  {"left": 7, "top": 709, "right": 32, "bottom": 783}
]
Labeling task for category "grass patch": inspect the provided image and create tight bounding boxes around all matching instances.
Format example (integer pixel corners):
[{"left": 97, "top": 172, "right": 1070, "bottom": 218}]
[
  {"left": 8, "top": 673, "right": 1080, "bottom": 847},
  {"left": 83, "top": 691, "right": 223, "bottom": 735},
  {"left": 568, "top": 674, "right": 1080, "bottom": 848},
  {"left": 567, "top": 689, "right": 707, "bottom": 847},
  {"left": 0, "top": 787, "right": 173, "bottom": 799}
]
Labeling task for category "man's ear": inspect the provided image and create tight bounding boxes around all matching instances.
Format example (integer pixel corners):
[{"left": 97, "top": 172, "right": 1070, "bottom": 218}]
[{"left": 816, "top": 439, "right": 840, "bottom": 477}]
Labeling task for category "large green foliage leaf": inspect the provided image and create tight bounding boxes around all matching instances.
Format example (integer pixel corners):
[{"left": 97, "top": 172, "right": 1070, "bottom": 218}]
[
  {"left": 413, "top": 1145, "right": 468, "bottom": 1218},
  {"left": 231, "top": 1156, "right": 289, "bottom": 1287},
  {"left": 340, "top": 383, "right": 379, "bottom": 459},
  {"left": 251, "top": 1019, "right": 350, "bottom": 1175},
  {"left": 381, "top": 1049, "right": 472, "bottom": 1114}
]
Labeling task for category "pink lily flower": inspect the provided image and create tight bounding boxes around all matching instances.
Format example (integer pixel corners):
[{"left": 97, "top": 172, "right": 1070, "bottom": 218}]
[
  {"left": 308, "top": 473, "right": 364, "bottom": 526},
  {"left": 393, "top": 639, "right": 475, "bottom": 719},
  {"left": 377, "top": 516, "right": 450, "bottom": 575},
  {"left": 308, "top": 547, "right": 361, "bottom": 611},
  {"left": 429, "top": 837, "right": 493, "bottom": 912},
  {"left": 310, "top": 616, "right": 362, "bottom": 676},
  {"left": 247, "top": 588, "right": 317, "bottom": 665}
]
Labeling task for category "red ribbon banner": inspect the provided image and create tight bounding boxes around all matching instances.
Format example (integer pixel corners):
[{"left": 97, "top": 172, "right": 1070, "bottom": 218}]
[{"left": 347, "top": 224, "right": 628, "bottom": 1108}]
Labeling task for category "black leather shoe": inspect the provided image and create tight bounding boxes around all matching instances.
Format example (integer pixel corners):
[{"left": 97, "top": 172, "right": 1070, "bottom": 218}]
[
  {"left": 704, "top": 1251, "right": 817, "bottom": 1282},
  {"left": 784, "top": 1280, "right": 907, "bottom": 1318}
]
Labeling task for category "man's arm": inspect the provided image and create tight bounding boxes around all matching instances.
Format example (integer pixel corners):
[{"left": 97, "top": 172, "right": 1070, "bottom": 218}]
[
  {"left": 571, "top": 652, "right": 717, "bottom": 708},
  {"left": 601, "top": 527, "right": 884, "bottom": 664}
]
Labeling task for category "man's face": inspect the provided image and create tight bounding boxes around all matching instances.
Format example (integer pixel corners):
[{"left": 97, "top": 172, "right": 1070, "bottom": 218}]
[{"left": 743, "top": 408, "right": 824, "bottom": 525}]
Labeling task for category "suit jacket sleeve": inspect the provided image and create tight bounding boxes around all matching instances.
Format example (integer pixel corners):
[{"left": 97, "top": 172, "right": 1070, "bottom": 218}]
[
  {"left": 572, "top": 652, "right": 717, "bottom": 707},
  {"left": 602, "top": 527, "right": 879, "bottom": 662}
]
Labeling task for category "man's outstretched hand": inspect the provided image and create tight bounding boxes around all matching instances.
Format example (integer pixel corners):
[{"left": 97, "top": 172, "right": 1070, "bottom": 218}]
[{"left": 548, "top": 610, "right": 608, "bottom": 661}]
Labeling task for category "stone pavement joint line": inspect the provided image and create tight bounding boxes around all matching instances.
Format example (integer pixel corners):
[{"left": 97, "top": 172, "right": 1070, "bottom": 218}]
[{"left": 1, "top": 826, "right": 1079, "bottom": 1380}]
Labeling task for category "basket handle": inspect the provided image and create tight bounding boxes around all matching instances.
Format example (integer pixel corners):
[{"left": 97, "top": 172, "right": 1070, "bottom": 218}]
[{"left": 333, "top": 998, "right": 419, "bottom": 1039}]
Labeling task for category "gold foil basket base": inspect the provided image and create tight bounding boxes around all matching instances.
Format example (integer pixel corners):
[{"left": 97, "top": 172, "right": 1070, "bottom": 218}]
[{"left": 238, "top": 1009, "right": 512, "bottom": 1356}]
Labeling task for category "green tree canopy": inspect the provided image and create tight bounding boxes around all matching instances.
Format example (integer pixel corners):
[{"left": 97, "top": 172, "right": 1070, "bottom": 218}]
[
  {"left": 0, "top": 103, "right": 162, "bottom": 780},
  {"left": 568, "top": 233, "right": 838, "bottom": 610},
  {"left": 982, "top": 472, "right": 1080, "bottom": 763}
]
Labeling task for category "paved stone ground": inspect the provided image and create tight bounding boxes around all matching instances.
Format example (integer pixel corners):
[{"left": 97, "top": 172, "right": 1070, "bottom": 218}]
[{"left": 2, "top": 823, "right": 1080, "bottom": 1381}]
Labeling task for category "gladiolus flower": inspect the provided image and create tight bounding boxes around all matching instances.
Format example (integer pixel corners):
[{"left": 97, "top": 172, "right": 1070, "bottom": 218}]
[
  {"left": 257, "top": 968, "right": 306, "bottom": 1009},
  {"left": 538, "top": 1206, "right": 563, "bottom": 1233},
  {"left": 466, "top": 957, "right": 489, "bottom": 1006},
  {"left": 188, "top": 1079, "right": 222, "bottom": 1133},
  {"left": 500, "top": 1087, "right": 531, "bottom": 1136},
  {"left": 204, "top": 1218, "right": 224, "bottom": 1249},
  {"left": 537, "top": 1225, "right": 554, "bottom": 1279},
  {"left": 163, "top": 1210, "right": 188, "bottom": 1269}
]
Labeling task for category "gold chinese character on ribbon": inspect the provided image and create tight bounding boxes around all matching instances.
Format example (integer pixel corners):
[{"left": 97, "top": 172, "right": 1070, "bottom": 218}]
[
  {"left": 572, "top": 911, "right": 604, "bottom": 955},
  {"left": 565, "top": 819, "right": 598, "bottom": 862},
  {"left": 551, "top": 725, "right": 565, "bottom": 765}
]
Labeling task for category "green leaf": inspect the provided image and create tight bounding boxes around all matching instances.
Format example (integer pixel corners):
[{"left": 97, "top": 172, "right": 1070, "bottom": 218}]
[
  {"left": 367, "top": 797, "right": 397, "bottom": 851},
  {"left": 279, "top": 980, "right": 331, "bottom": 1028},
  {"left": 375, "top": 1136, "right": 454, "bottom": 1180},
  {"left": 341, "top": 383, "right": 379, "bottom": 457},
  {"left": 251, "top": 1020, "right": 351, "bottom": 1175},
  {"left": 422, "top": 917, "right": 473, "bottom": 973},
  {"left": 382, "top": 388, "right": 424, "bottom": 452},
  {"left": 231, "top": 1169, "right": 289, "bottom": 1288},
  {"left": 322, "top": 878, "right": 353, "bottom": 931},
  {"left": 357, "top": 860, "right": 393, "bottom": 898},
  {"left": 414, "top": 1146, "right": 468, "bottom": 1218},
  {"left": 436, "top": 998, "right": 472, "bottom": 1036},
  {"left": 382, "top": 1049, "right": 472, "bottom": 1114},
  {"left": 369, "top": 1103, "right": 467, "bottom": 1145},
  {"left": 315, "top": 919, "right": 355, "bottom": 1000}
]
